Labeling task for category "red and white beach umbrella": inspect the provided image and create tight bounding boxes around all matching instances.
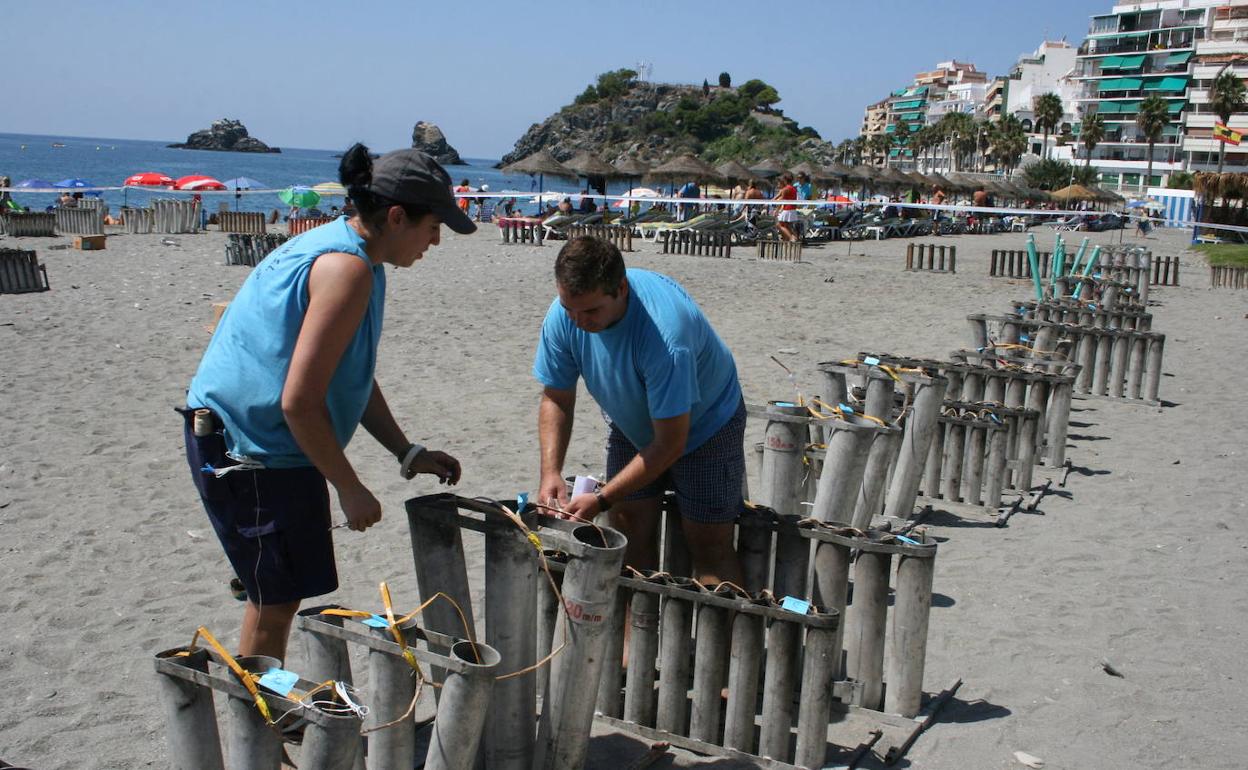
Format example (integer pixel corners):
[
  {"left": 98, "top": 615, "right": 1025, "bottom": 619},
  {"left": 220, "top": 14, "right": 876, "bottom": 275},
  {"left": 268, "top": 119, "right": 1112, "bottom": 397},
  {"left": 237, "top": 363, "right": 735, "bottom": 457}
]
[
  {"left": 174, "top": 175, "right": 226, "bottom": 191},
  {"left": 124, "top": 171, "right": 174, "bottom": 187}
]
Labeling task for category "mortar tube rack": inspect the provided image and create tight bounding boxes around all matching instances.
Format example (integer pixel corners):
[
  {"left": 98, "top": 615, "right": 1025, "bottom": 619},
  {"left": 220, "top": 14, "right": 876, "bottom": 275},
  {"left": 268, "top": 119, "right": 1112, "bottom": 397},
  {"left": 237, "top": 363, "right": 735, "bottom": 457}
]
[
  {"left": 1011, "top": 299, "right": 1153, "bottom": 332},
  {"left": 913, "top": 401, "right": 1023, "bottom": 526}
]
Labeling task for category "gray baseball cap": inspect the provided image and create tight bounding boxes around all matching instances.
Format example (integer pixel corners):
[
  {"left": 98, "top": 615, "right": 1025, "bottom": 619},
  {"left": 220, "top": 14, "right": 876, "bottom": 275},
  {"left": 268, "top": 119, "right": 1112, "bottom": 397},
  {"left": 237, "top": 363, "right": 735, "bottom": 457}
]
[{"left": 369, "top": 149, "right": 477, "bottom": 234}]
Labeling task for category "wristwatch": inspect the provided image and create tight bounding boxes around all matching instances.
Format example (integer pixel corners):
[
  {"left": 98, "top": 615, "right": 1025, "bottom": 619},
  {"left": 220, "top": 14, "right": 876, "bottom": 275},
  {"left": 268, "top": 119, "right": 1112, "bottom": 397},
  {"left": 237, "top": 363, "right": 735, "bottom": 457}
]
[{"left": 594, "top": 489, "right": 612, "bottom": 512}]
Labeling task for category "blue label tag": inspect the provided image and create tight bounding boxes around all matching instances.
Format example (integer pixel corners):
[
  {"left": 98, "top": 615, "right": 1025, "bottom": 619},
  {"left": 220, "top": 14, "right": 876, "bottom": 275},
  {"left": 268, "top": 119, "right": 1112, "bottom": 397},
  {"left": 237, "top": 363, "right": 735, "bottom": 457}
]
[
  {"left": 1020, "top": 335, "right": 1030, "bottom": 342},
  {"left": 517, "top": 492, "right": 529, "bottom": 511},
  {"left": 895, "top": 534, "right": 921, "bottom": 546},
  {"left": 780, "top": 596, "right": 811, "bottom": 615},
  {"left": 361, "top": 614, "right": 390, "bottom": 629},
  {"left": 863, "top": 356, "right": 880, "bottom": 366},
  {"left": 774, "top": 401, "right": 796, "bottom": 408},
  {"left": 258, "top": 667, "right": 299, "bottom": 696}
]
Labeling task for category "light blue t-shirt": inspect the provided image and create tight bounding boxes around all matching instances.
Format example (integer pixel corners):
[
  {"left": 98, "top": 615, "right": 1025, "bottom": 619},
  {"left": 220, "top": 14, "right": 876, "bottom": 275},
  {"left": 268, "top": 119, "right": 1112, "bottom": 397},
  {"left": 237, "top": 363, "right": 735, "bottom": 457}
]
[
  {"left": 533, "top": 268, "right": 741, "bottom": 453},
  {"left": 188, "top": 218, "right": 385, "bottom": 468}
]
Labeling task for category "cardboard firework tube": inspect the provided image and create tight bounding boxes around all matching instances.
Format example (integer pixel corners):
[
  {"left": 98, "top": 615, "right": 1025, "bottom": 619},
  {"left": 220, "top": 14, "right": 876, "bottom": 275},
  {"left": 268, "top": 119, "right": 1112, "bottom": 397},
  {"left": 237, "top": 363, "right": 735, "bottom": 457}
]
[
  {"left": 811, "top": 536, "right": 852, "bottom": 679},
  {"left": 883, "top": 547, "right": 937, "bottom": 718},
  {"left": 655, "top": 584, "right": 696, "bottom": 734},
  {"left": 967, "top": 316, "right": 989, "bottom": 352},
  {"left": 863, "top": 371, "right": 895, "bottom": 419},
  {"left": 813, "top": 416, "right": 881, "bottom": 526},
  {"left": 1093, "top": 330, "right": 1112, "bottom": 396},
  {"left": 222, "top": 655, "right": 283, "bottom": 770},
  {"left": 884, "top": 373, "right": 948, "bottom": 520},
  {"left": 298, "top": 610, "right": 365, "bottom": 770},
  {"left": 922, "top": 419, "right": 946, "bottom": 498},
  {"left": 1077, "top": 329, "right": 1096, "bottom": 393},
  {"left": 983, "top": 373, "right": 1005, "bottom": 405},
  {"left": 759, "top": 616, "right": 801, "bottom": 761},
  {"left": 773, "top": 517, "right": 811, "bottom": 601},
  {"left": 982, "top": 424, "right": 1010, "bottom": 508},
  {"left": 722, "top": 610, "right": 766, "bottom": 751},
  {"left": 406, "top": 497, "right": 477, "bottom": 681},
  {"left": 154, "top": 648, "right": 225, "bottom": 770},
  {"left": 794, "top": 623, "right": 839, "bottom": 769},
  {"left": 425, "top": 641, "right": 500, "bottom": 770},
  {"left": 1146, "top": 333, "right": 1164, "bottom": 403},
  {"left": 844, "top": 551, "right": 891, "bottom": 710},
  {"left": 1045, "top": 380, "right": 1072, "bottom": 469},
  {"left": 366, "top": 619, "right": 420, "bottom": 770},
  {"left": 1110, "top": 332, "right": 1131, "bottom": 398},
  {"left": 737, "top": 511, "right": 773, "bottom": 594},
  {"left": 1033, "top": 324, "right": 1058, "bottom": 358},
  {"left": 1129, "top": 335, "right": 1148, "bottom": 400},
  {"left": 942, "top": 420, "right": 967, "bottom": 502},
  {"left": 535, "top": 550, "right": 564, "bottom": 703},
  {"left": 759, "top": 401, "right": 809, "bottom": 518},
  {"left": 852, "top": 426, "right": 901, "bottom": 530},
  {"left": 662, "top": 505, "right": 692, "bottom": 578},
  {"left": 818, "top": 367, "right": 850, "bottom": 412},
  {"left": 484, "top": 514, "right": 539, "bottom": 770},
  {"left": 962, "top": 421, "right": 987, "bottom": 506},
  {"left": 623, "top": 589, "right": 661, "bottom": 727},
  {"left": 1026, "top": 379, "right": 1051, "bottom": 462},
  {"left": 689, "top": 601, "right": 730, "bottom": 743},
  {"left": 299, "top": 702, "right": 363, "bottom": 770},
  {"left": 534, "top": 524, "right": 627, "bottom": 770},
  {"left": 595, "top": 585, "right": 630, "bottom": 718},
  {"left": 960, "top": 370, "right": 984, "bottom": 403}
]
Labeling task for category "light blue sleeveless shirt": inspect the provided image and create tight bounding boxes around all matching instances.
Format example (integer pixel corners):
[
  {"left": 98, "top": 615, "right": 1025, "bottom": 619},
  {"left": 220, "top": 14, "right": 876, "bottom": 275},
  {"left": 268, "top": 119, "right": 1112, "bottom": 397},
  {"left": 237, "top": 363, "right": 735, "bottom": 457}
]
[{"left": 188, "top": 218, "right": 386, "bottom": 468}]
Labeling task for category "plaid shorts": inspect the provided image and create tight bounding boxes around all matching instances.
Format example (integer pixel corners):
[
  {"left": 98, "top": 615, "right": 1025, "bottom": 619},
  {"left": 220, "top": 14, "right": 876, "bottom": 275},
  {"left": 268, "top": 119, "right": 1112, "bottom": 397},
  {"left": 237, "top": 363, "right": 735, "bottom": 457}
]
[{"left": 605, "top": 400, "right": 746, "bottom": 524}]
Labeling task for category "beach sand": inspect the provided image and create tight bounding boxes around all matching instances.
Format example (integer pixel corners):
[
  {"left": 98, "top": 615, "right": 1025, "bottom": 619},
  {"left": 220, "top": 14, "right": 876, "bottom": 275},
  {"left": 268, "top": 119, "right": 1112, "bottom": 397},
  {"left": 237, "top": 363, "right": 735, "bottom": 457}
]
[{"left": 1, "top": 222, "right": 1245, "bottom": 769}]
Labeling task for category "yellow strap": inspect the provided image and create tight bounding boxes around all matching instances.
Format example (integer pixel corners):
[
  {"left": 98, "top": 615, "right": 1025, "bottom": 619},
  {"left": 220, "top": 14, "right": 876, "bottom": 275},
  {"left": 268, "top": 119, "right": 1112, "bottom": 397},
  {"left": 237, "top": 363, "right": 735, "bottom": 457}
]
[
  {"left": 193, "top": 626, "right": 273, "bottom": 723},
  {"left": 877, "top": 364, "right": 902, "bottom": 382},
  {"left": 526, "top": 532, "right": 543, "bottom": 552},
  {"left": 380, "top": 582, "right": 424, "bottom": 673},
  {"left": 320, "top": 608, "right": 373, "bottom": 619}
]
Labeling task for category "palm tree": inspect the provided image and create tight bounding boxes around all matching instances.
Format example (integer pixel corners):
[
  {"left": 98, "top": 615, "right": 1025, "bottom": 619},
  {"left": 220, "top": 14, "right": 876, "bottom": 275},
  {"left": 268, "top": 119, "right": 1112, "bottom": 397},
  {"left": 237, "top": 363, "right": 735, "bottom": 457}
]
[
  {"left": 1209, "top": 68, "right": 1247, "bottom": 174},
  {"left": 911, "top": 126, "right": 936, "bottom": 172},
  {"left": 1080, "top": 112, "right": 1106, "bottom": 170},
  {"left": 1033, "top": 92, "right": 1064, "bottom": 160},
  {"left": 989, "top": 115, "right": 1028, "bottom": 176},
  {"left": 892, "top": 119, "right": 911, "bottom": 167},
  {"left": 937, "top": 112, "right": 974, "bottom": 171},
  {"left": 868, "top": 133, "right": 892, "bottom": 165},
  {"left": 1136, "top": 95, "right": 1170, "bottom": 192}
]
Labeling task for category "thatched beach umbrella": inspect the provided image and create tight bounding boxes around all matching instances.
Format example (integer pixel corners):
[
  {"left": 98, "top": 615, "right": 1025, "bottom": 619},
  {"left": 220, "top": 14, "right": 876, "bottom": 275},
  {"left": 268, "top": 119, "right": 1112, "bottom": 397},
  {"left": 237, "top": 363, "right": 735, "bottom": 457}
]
[
  {"left": 749, "top": 158, "right": 787, "bottom": 180},
  {"left": 566, "top": 152, "right": 621, "bottom": 210},
  {"left": 823, "top": 161, "right": 854, "bottom": 180},
  {"left": 502, "top": 149, "right": 577, "bottom": 211},
  {"left": 1049, "top": 184, "right": 1099, "bottom": 202},
  {"left": 647, "top": 153, "right": 720, "bottom": 195},
  {"left": 715, "top": 159, "right": 754, "bottom": 185},
  {"left": 612, "top": 157, "right": 652, "bottom": 202},
  {"left": 789, "top": 160, "right": 821, "bottom": 179}
]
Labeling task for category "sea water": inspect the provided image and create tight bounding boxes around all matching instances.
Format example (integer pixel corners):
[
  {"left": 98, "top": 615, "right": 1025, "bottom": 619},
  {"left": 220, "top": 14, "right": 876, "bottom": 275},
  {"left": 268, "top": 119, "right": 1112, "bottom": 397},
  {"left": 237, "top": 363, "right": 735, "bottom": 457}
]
[{"left": 0, "top": 132, "right": 619, "bottom": 216}]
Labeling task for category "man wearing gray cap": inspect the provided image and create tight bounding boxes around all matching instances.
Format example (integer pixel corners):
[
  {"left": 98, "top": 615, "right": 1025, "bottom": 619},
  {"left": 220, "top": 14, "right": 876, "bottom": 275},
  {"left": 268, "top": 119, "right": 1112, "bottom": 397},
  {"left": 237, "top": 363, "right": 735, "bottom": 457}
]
[{"left": 181, "top": 144, "right": 474, "bottom": 660}]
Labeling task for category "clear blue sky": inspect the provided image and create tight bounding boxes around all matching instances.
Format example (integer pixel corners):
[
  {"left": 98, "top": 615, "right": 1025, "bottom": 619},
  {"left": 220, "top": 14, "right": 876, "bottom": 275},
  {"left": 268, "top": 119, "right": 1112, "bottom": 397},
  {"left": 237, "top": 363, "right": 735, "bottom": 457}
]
[{"left": 4, "top": 1, "right": 1103, "bottom": 158}]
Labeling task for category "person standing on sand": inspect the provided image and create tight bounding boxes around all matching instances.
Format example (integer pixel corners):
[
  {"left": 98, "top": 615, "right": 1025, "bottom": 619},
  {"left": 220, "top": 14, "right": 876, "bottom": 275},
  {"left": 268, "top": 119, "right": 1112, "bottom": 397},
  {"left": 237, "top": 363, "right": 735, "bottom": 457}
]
[
  {"left": 774, "top": 173, "right": 800, "bottom": 242},
  {"left": 180, "top": 144, "right": 473, "bottom": 660},
  {"left": 533, "top": 236, "right": 746, "bottom": 587}
]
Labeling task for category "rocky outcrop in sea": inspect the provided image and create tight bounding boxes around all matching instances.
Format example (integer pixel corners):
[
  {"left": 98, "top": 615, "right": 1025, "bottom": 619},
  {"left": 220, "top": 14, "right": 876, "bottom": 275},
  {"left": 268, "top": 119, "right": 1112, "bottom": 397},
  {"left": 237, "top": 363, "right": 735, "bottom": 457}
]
[
  {"left": 411, "top": 122, "right": 463, "bottom": 166},
  {"left": 168, "top": 119, "right": 280, "bottom": 153}
]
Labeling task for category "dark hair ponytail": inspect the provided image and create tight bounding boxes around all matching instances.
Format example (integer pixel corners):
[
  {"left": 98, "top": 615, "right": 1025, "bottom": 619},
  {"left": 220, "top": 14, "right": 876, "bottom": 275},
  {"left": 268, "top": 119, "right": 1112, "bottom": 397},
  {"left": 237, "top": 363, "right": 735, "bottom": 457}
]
[{"left": 339, "top": 143, "right": 382, "bottom": 216}]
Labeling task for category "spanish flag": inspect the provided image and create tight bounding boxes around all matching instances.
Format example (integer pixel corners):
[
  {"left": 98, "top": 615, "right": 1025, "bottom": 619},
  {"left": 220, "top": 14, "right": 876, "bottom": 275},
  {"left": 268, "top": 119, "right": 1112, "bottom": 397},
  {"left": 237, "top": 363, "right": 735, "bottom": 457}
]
[{"left": 1214, "top": 122, "right": 1242, "bottom": 146}]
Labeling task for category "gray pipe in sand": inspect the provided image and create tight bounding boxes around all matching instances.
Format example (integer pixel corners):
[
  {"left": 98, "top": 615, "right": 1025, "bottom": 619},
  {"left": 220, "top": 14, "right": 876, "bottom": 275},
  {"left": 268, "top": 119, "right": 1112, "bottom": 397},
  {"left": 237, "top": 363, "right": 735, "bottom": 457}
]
[
  {"left": 221, "top": 655, "right": 283, "bottom": 770},
  {"left": 366, "top": 620, "right": 419, "bottom": 770},
  {"left": 154, "top": 648, "right": 225, "bottom": 770},
  {"left": 655, "top": 584, "right": 696, "bottom": 734},
  {"left": 884, "top": 373, "right": 949, "bottom": 520},
  {"left": 623, "top": 589, "right": 661, "bottom": 727},
  {"left": 424, "top": 641, "right": 500, "bottom": 770},
  {"left": 689, "top": 600, "right": 730, "bottom": 743},
  {"left": 884, "top": 544, "right": 937, "bottom": 718},
  {"left": 844, "top": 550, "right": 891, "bottom": 710},
  {"left": 794, "top": 623, "right": 840, "bottom": 768},
  {"left": 722, "top": 609, "right": 765, "bottom": 752},
  {"left": 759, "top": 616, "right": 801, "bottom": 762},
  {"left": 484, "top": 513, "right": 538, "bottom": 770}
]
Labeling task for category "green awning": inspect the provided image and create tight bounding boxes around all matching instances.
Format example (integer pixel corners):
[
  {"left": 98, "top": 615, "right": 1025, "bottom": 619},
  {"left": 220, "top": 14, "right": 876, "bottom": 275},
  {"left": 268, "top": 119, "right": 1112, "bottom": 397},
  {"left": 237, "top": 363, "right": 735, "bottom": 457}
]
[
  {"left": 1097, "top": 102, "right": 1121, "bottom": 114},
  {"left": 1100, "top": 77, "right": 1143, "bottom": 91},
  {"left": 1100, "top": 56, "right": 1123, "bottom": 70},
  {"left": 885, "top": 124, "right": 896, "bottom": 133},
  {"left": 1167, "top": 101, "right": 1186, "bottom": 113},
  {"left": 899, "top": 112, "right": 922, "bottom": 122},
  {"left": 1119, "top": 100, "right": 1141, "bottom": 112},
  {"left": 1157, "top": 77, "right": 1189, "bottom": 92},
  {"left": 892, "top": 99, "right": 924, "bottom": 110},
  {"left": 1089, "top": 29, "right": 1150, "bottom": 39},
  {"left": 1165, "top": 51, "right": 1192, "bottom": 66},
  {"left": 1116, "top": 54, "right": 1146, "bottom": 69}
]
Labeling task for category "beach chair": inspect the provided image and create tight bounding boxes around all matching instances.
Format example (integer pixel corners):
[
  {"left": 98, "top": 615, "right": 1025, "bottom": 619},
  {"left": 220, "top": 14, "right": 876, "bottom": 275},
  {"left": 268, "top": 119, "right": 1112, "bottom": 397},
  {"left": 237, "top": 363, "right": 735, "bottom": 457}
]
[{"left": 478, "top": 199, "right": 496, "bottom": 223}]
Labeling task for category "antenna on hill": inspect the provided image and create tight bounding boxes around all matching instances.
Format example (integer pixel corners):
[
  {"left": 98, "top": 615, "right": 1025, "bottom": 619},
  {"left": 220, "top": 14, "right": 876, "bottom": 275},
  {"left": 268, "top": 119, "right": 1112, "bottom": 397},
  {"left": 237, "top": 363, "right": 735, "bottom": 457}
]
[{"left": 636, "top": 61, "right": 652, "bottom": 82}]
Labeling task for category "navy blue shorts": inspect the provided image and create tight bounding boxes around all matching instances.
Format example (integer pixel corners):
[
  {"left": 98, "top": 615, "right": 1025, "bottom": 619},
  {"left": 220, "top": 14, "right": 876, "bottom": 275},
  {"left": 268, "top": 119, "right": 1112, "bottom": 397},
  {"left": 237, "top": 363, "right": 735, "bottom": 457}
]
[
  {"left": 180, "top": 408, "right": 337, "bottom": 605},
  {"left": 605, "top": 400, "right": 747, "bottom": 524}
]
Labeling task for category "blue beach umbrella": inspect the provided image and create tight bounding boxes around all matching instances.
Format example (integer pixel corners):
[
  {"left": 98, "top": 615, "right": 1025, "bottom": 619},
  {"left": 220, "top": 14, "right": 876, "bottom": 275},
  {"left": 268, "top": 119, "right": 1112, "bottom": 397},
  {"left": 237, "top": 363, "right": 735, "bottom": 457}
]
[{"left": 54, "top": 178, "right": 95, "bottom": 189}]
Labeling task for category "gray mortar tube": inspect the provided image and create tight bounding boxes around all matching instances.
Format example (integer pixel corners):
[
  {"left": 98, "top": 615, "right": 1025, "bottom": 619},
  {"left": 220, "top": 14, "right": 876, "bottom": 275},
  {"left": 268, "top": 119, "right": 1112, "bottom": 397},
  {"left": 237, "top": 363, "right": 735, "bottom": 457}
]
[
  {"left": 942, "top": 420, "right": 966, "bottom": 502},
  {"left": 623, "top": 590, "right": 661, "bottom": 727},
  {"left": 1110, "top": 333, "right": 1131, "bottom": 398},
  {"left": 1034, "top": 325, "right": 1058, "bottom": 358},
  {"left": 367, "top": 621, "right": 419, "bottom": 769},
  {"left": 811, "top": 416, "right": 880, "bottom": 526},
  {"left": 960, "top": 370, "right": 983, "bottom": 402},
  {"left": 484, "top": 518, "right": 538, "bottom": 769},
  {"left": 962, "top": 422, "right": 987, "bottom": 506},
  {"left": 723, "top": 610, "right": 766, "bottom": 752},
  {"left": 595, "top": 584, "right": 629, "bottom": 718},
  {"left": 222, "top": 655, "right": 283, "bottom": 770},
  {"left": 299, "top": 705, "right": 363, "bottom": 770},
  {"left": 811, "top": 540, "right": 851, "bottom": 682},
  {"left": 655, "top": 586, "right": 695, "bottom": 734},
  {"left": 534, "top": 524, "right": 627, "bottom": 770},
  {"left": 535, "top": 552, "right": 563, "bottom": 703},
  {"left": 299, "top": 611, "right": 365, "bottom": 770},
  {"left": 863, "top": 372, "right": 894, "bottom": 419},
  {"left": 689, "top": 602, "right": 730, "bottom": 743},
  {"left": 1146, "top": 334, "right": 1164, "bottom": 403},
  {"left": 760, "top": 402, "right": 809, "bottom": 518},
  {"left": 982, "top": 426, "right": 1010, "bottom": 508},
  {"left": 759, "top": 616, "right": 801, "bottom": 762},
  {"left": 406, "top": 497, "right": 477, "bottom": 680},
  {"left": 1129, "top": 336, "right": 1148, "bottom": 400},
  {"left": 1047, "top": 381, "right": 1073, "bottom": 469},
  {"left": 425, "top": 641, "right": 500, "bottom": 770},
  {"left": 1077, "top": 330, "right": 1096, "bottom": 393},
  {"left": 1004, "top": 378, "right": 1031, "bottom": 490},
  {"left": 844, "top": 551, "right": 891, "bottom": 710},
  {"left": 884, "top": 374, "right": 948, "bottom": 520},
  {"left": 922, "top": 420, "right": 946, "bottom": 498},
  {"left": 773, "top": 521, "right": 811, "bottom": 601},
  {"left": 662, "top": 506, "right": 692, "bottom": 577},
  {"left": 883, "top": 550, "right": 936, "bottom": 718},
  {"left": 967, "top": 316, "right": 989, "bottom": 351},
  {"left": 737, "top": 514, "right": 773, "bottom": 594},
  {"left": 818, "top": 368, "right": 850, "bottom": 409},
  {"left": 983, "top": 374, "right": 1005, "bottom": 405},
  {"left": 1024, "top": 378, "right": 1050, "bottom": 459},
  {"left": 1093, "top": 331, "right": 1112, "bottom": 396},
  {"left": 154, "top": 648, "right": 224, "bottom": 770},
  {"left": 795, "top": 624, "right": 840, "bottom": 769},
  {"left": 852, "top": 428, "right": 899, "bottom": 530}
]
